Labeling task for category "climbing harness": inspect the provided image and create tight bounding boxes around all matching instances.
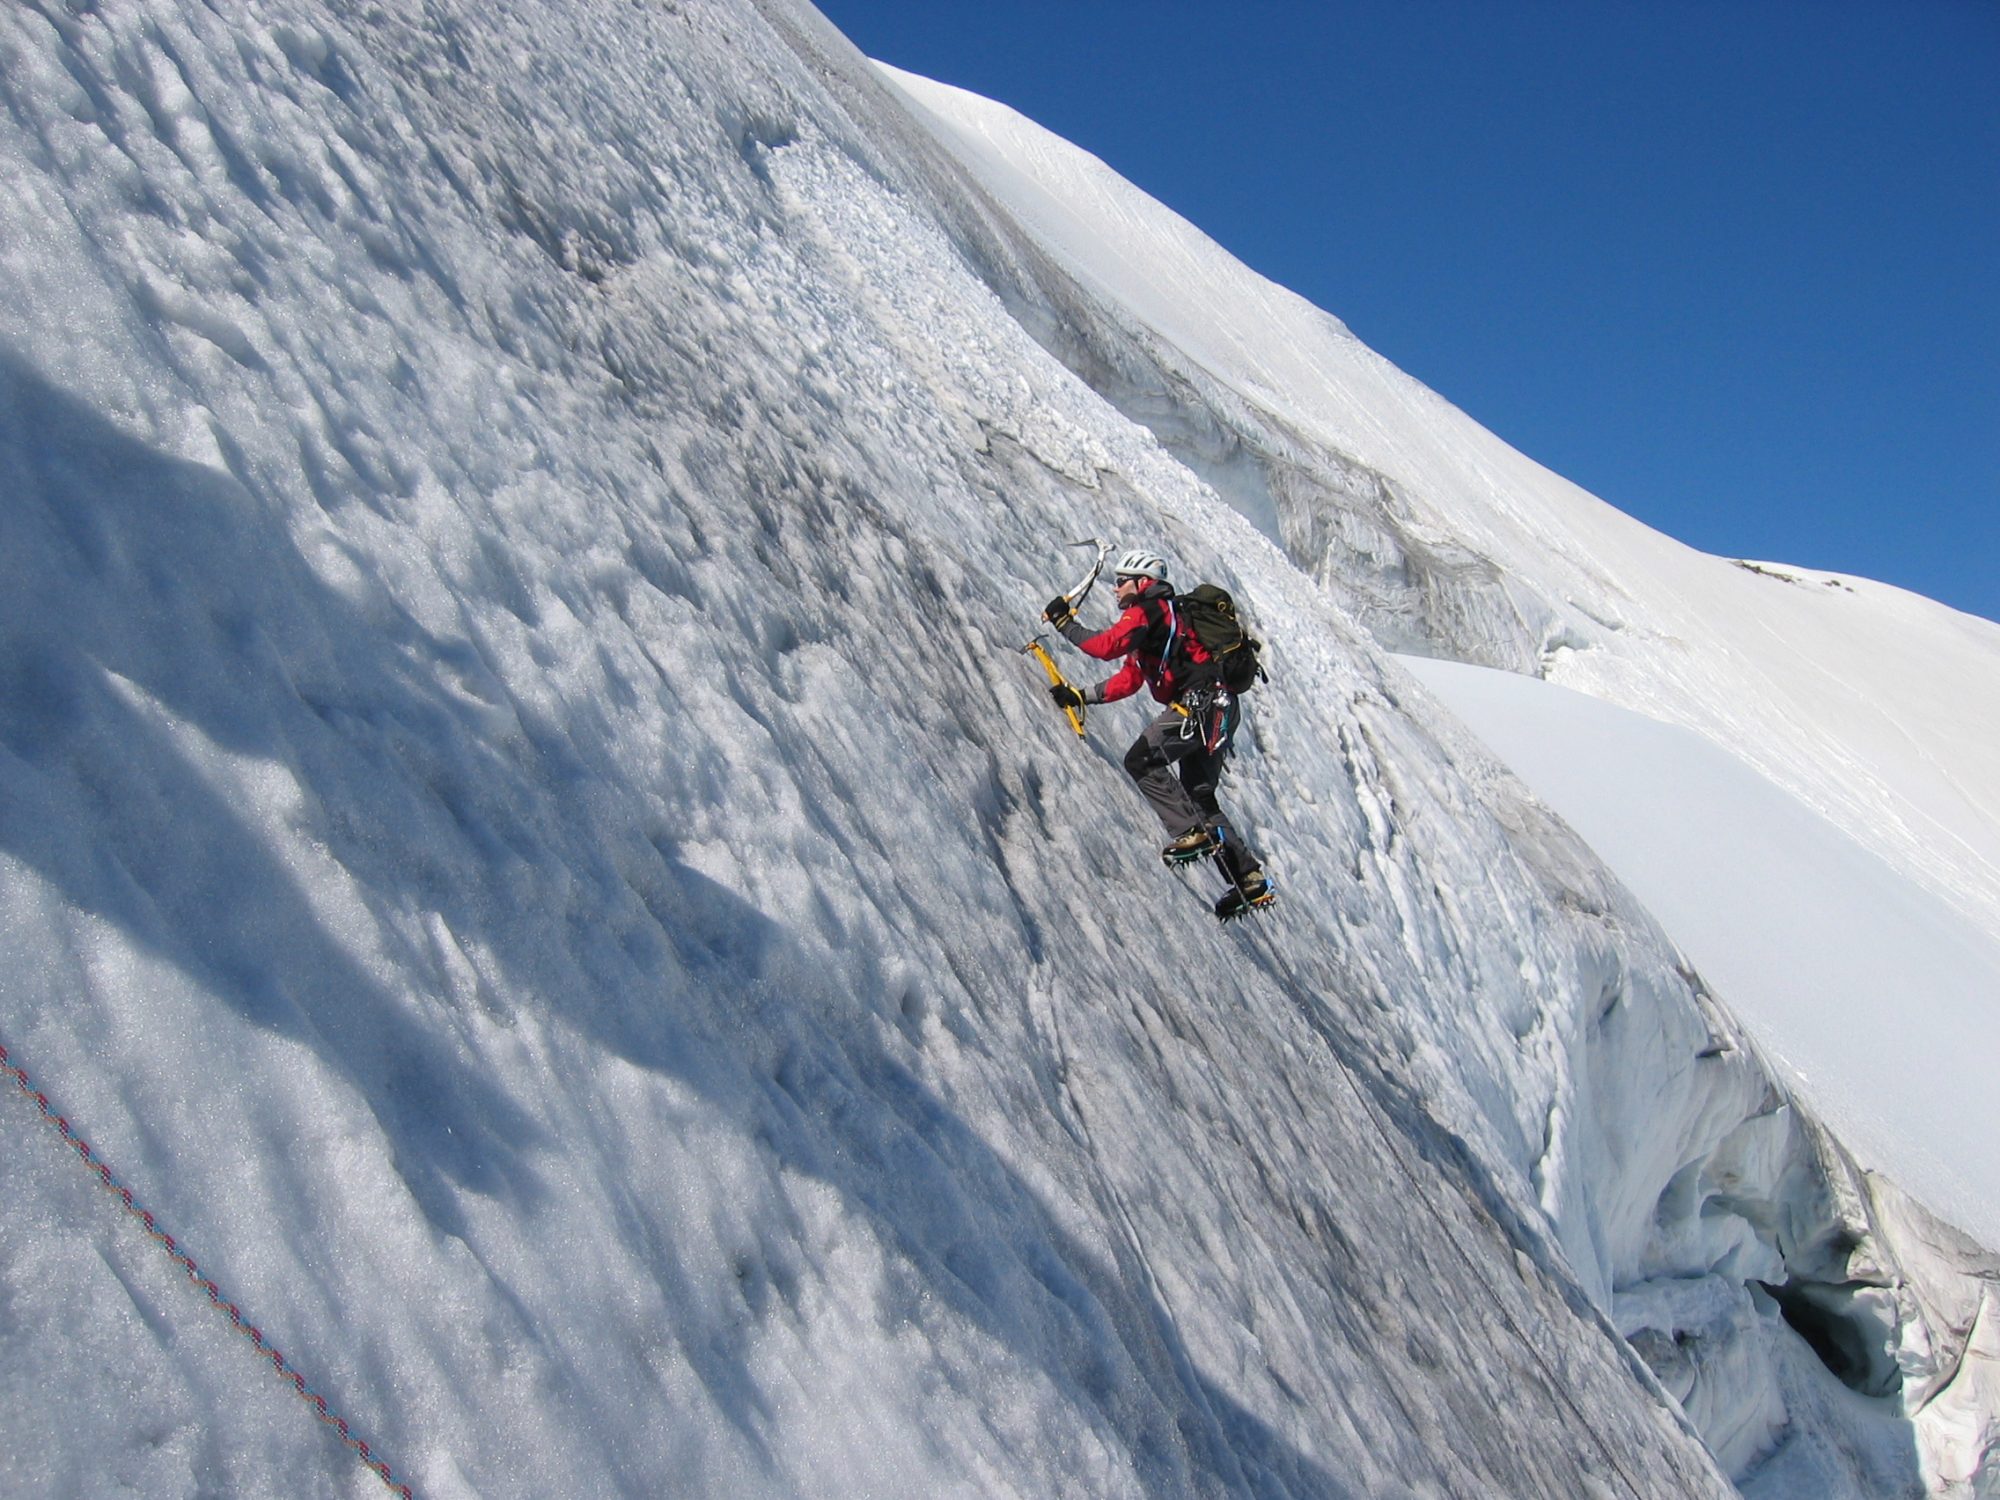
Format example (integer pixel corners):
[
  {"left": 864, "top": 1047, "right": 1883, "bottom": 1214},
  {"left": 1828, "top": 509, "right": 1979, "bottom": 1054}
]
[{"left": 1174, "top": 688, "right": 1236, "bottom": 752}]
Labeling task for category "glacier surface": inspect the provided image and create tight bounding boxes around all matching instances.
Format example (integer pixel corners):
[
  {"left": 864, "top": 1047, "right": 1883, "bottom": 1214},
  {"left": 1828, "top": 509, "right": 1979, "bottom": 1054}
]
[{"left": 0, "top": 2, "right": 1993, "bottom": 1497}]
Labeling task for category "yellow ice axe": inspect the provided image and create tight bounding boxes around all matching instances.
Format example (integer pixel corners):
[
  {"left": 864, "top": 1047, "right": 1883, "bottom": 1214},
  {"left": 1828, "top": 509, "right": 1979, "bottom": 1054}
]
[{"left": 1023, "top": 637, "right": 1087, "bottom": 737}]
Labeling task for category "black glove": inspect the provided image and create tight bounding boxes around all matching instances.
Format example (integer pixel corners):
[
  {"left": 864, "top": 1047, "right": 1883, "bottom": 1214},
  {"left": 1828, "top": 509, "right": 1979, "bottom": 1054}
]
[
  {"left": 1043, "top": 596, "right": 1076, "bottom": 625},
  {"left": 1049, "top": 683, "right": 1087, "bottom": 712}
]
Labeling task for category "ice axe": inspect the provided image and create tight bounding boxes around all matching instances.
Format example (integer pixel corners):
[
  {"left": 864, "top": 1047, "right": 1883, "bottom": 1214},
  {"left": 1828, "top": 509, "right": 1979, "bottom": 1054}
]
[
  {"left": 1021, "top": 637, "right": 1087, "bottom": 737},
  {"left": 1057, "top": 537, "right": 1111, "bottom": 614},
  {"left": 1021, "top": 539, "right": 1107, "bottom": 738}
]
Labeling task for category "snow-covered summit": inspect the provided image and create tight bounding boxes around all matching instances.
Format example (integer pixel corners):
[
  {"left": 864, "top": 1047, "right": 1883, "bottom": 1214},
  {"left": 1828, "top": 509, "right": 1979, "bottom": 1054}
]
[{"left": 0, "top": 2, "right": 1992, "bottom": 1497}]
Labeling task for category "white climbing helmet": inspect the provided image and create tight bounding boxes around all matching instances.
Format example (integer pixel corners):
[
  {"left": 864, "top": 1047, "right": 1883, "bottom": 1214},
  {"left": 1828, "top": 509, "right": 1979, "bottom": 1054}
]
[{"left": 1113, "top": 548, "right": 1170, "bottom": 584}]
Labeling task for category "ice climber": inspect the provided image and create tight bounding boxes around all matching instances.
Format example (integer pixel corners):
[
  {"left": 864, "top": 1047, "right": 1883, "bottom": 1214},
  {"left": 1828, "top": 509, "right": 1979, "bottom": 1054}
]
[{"left": 1043, "top": 549, "right": 1274, "bottom": 919}]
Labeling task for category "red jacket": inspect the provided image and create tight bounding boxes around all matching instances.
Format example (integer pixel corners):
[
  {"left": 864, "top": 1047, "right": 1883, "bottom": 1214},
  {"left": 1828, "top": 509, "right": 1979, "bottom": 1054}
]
[{"left": 1063, "top": 583, "right": 1212, "bottom": 704}]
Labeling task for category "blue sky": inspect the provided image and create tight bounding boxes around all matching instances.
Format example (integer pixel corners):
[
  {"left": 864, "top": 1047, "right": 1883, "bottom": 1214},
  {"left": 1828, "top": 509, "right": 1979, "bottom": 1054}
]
[{"left": 814, "top": 1, "right": 1999, "bottom": 624}]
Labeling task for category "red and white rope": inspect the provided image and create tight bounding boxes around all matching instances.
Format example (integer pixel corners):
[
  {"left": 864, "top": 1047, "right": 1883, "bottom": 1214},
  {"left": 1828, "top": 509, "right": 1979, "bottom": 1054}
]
[{"left": 0, "top": 1036, "right": 416, "bottom": 1498}]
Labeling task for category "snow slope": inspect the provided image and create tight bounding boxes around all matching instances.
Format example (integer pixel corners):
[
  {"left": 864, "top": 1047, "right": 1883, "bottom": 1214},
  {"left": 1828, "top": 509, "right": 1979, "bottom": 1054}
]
[
  {"left": 0, "top": 1, "right": 1990, "bottom": 1497},
  {"left": 1399, "top": 656, "right": 2000, "bottom": 1253}
]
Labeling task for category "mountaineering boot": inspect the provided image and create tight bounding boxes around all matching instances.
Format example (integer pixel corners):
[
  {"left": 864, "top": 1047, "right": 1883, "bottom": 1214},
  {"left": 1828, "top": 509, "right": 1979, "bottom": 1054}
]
[
  {"left": 1214, "top": 869, "right": 1275, "bottom": 921},
  {"left": 1161, "top": 828, "right": 1223, "bottom": 866}
]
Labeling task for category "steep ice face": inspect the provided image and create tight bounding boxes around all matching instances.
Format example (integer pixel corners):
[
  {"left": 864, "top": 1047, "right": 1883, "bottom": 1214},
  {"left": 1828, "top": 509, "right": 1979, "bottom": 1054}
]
[
  {"left": 877, "top": 60, "right": 2000, "bottom": 1495},
  {"left": 0, "top": 1, "right": 1988, "bottom": 1497}
]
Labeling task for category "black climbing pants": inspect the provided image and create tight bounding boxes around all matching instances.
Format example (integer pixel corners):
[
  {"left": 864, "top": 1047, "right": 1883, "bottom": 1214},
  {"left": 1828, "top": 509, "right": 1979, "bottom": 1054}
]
[{"left": 1123, "top": 705, "right": 1260, "bottom": 881}]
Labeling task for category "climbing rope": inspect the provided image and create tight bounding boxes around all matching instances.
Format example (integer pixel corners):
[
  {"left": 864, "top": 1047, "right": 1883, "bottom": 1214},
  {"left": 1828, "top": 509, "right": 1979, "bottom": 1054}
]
[{"left": 0, "top": 1036, "right": 416, "bottom": 1499}]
